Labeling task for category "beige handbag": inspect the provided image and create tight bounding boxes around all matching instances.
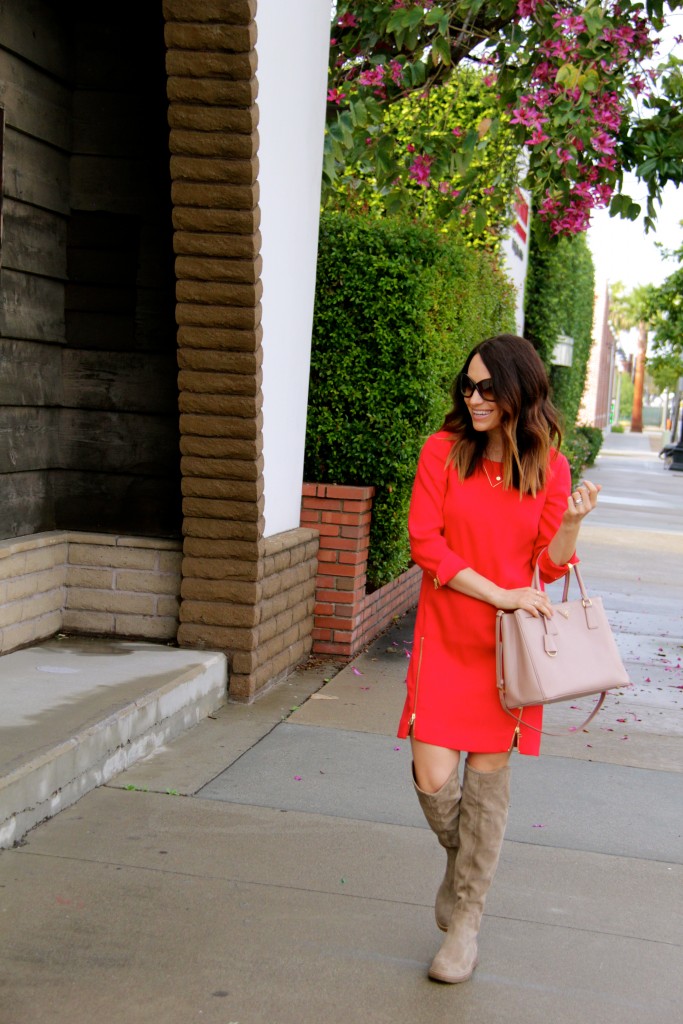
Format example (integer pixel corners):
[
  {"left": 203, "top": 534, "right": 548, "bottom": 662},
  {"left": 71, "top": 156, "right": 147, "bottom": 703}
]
[{"left": 495, "top": 561, "right": 631, "bottom": 733}]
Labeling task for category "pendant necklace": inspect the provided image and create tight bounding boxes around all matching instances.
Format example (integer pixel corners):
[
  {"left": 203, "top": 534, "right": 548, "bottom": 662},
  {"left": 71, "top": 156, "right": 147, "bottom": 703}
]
[{"left": 482, "top": 459, "right": 503, "bottom": 489}]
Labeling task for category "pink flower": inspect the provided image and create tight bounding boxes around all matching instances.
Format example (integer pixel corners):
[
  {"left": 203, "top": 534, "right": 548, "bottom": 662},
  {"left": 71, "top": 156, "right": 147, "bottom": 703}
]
[
  {"left": 451, "top": 126, "right": 464, "bottom": 137},
  {"left": 483, "top": 186, "right": 496, "bottom": 195},
  {"left": 591, "top": 131, "right": 616, "bottom": 155},
  {"left": 629, "top": 74, "right": 647, "bottom": 96},
  {"left": 327, "top": 88, "right": 346, "bottom": 105},
  {"left": 517, "top": 0, "right": 540, "bottom": 16},
  {"left": 539, "top": 191, "right": 561, "bottom": 218},
  {"left": 438, "top": 181, "right": 450, "bottom": 194},
  {"left": 594, "top": 183, "right": 614, "bottom": 204},
  {"left": 408, "top": 153, "right": 433, "bottom": 187},
  {"left": 557, "top": 148, "right": 572, "bottom": 164},
  {"left": 526, "top": 127, "right": 550, "bottom": 146},
  {"left": 389, "top": 60, "right": 404, "bottom": 86},
  {"left": 338, "top": 12, "right": 358, "bottom": 29},
  {"left": 358, "top": 67, "right": 386, "bottom": 87},
  {"left": 552, "top": 10, "right": 586, "bottom": 35}
]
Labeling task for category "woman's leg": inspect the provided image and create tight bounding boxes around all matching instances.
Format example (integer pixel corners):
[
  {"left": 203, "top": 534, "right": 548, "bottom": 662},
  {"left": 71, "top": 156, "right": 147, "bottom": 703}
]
[
  {"left": 410, "top": 738, "right": 462, "bottom": 930},
  {"left": 428, "top": 758, "right": 511, "bottom": 983},
  {"left": 411, "top": 737, "right": 460, "bottom": 793},
  {"left": 466, "top": 750, "right": 510, "bottom": 773}
]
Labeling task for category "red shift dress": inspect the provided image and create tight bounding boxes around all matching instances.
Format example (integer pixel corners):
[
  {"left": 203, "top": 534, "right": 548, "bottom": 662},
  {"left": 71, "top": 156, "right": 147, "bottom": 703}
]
[{"left": 397, "top": 431, "right": 576, "bottom": 757}]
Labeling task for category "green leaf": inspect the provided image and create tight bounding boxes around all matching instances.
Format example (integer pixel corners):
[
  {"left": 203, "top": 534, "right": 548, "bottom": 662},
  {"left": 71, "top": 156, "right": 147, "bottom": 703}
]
[
  {"left": 424, "top": 6, "right": 446, "bottom": 26},
  {"left": 583, "top": 8, "right": 604, "bottom": 34},
  {"left": 375, "top": 136, "right": 396, "bottom": 172},
  {"left": 555, "top": 64, "right": 581, "bottom": 90},
  {"left": 472, "top": 206, "right": 488, "bottom": 235},
  {"left": 582, "top": 69, "right": 600, "bottom": 93},
  {"left": 364, "top": 95, "right": 384, "bottom": 121},
  {"left": 387, "top": 9, "right": 410, "bottom": 32},
  {"left": 350, "top": 99, "right": 368, "bottom": 128},
  {"left": 406, "top": 7, "right": 424, "bottom": 30},
  {"left": 383, "top": 191, "right": 403, "bottom": 216},
  {"left": 432, "top": 33, "right": 451, "bottom": 67}
]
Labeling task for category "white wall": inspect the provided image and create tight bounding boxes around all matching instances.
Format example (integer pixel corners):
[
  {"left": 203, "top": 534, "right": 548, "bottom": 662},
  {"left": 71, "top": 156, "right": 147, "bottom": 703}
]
[{"left": 255, "top": 0, "right": 330, "bottom": 537}]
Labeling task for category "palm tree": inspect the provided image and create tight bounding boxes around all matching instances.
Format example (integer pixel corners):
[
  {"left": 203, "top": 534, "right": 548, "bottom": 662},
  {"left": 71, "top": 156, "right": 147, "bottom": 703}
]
[{"left": 608, "top": 283, "right": 655, "bottom": 433}]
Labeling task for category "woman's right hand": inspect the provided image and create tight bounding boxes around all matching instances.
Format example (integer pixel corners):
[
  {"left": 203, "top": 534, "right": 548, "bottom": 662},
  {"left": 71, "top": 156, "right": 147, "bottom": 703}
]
[{"left": 496, "top": 586, "right": 552, "bottom": 618}]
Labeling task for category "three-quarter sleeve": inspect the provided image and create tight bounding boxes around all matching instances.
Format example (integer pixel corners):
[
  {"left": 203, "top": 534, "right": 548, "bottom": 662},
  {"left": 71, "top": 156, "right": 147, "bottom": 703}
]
[
  {"left": 533, "top": 450, "right": 578, "bottom": 582},
  {"left": 408, "top": 434, "right": 470, "bottom": 587}
]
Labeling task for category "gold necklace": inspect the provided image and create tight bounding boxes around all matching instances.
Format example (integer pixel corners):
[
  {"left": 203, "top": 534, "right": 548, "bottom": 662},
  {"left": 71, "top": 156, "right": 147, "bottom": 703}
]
[{"left": 482, "top": 459, "right": 503, "bottom": 488}]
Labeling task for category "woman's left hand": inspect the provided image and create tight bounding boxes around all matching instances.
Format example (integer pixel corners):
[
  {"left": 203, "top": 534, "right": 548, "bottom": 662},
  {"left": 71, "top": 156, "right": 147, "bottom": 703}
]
[{"left": 564, "top": 479, "right": 601, "bottom": 523}]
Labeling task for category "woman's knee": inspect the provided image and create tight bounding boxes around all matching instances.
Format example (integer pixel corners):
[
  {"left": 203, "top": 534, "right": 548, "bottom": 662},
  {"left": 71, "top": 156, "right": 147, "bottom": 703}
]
[
  {"left": 466, "top": 751, "right": 511, "bottom": 774},
  {"left": 411, "top": 738, "right": 460, "bottom": 793}
]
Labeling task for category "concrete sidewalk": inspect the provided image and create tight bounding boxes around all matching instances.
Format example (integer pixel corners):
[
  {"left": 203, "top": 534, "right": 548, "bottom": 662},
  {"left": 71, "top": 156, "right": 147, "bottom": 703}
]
[{"left": 1, "top": 428, "right": 682, "bottom": 1024}]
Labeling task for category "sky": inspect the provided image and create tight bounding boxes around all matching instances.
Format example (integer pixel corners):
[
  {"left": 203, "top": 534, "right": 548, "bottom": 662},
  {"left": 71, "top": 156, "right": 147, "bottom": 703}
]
[
  {"left": 586, "top": 9, "right": 683, "bottom": 295},
  {"left": 587, "top": 177, "right": 683, "bottom": 294}
]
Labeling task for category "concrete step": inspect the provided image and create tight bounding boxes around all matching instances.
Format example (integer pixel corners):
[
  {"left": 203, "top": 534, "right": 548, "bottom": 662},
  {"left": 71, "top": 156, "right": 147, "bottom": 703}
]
[{"left": 0, "top": 636, "right": 227, "bottom": 848}]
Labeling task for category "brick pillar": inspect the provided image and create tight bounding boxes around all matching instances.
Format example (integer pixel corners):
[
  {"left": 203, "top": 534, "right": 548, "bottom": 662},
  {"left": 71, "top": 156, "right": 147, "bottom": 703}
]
[
  {"left": 164, "top": 0, "right": 317, "bottom": 701},
  {"left": 301, "top": 484, "right": 374, "bottom": 656}
]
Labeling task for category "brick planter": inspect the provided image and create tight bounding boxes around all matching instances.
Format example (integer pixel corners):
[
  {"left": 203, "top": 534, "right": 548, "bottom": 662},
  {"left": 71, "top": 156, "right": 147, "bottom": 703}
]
[{"left": 301, "top": 484, "right": 421, "bottom": 658}]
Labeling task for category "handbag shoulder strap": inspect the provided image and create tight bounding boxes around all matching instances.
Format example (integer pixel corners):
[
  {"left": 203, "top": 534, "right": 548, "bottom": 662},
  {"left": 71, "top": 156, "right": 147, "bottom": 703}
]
[{"left": 501, "top": 691, "right": 608, "bottom": 738}]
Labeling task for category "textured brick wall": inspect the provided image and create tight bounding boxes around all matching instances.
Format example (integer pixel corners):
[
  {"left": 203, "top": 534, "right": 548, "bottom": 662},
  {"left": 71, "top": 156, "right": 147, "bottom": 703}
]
[
  {"left": 0, "top": 532, "right": 182, "bottom": 654},
  {"left": 301, "top": 484, "right": 421, "bottom": 658},
  {"left": 64, "top": 535, "right": 182, "bottom": 640},
  {"left": 0, "top": 533, "right": 66, "bottom": 654},
  {"left": 164, "top": 0, "right": 319, "bottom": 701}
]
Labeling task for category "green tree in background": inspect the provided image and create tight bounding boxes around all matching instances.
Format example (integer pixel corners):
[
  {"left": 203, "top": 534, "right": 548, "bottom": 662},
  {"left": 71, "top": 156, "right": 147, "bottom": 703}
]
[{"left": 610, "top": 282, "right": 657, "bottom": 432}]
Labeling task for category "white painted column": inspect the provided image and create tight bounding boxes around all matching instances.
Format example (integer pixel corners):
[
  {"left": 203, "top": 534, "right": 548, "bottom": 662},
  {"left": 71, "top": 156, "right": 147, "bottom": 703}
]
[{"left": 255, "top": 0, "right": 330, "bottom": 536}]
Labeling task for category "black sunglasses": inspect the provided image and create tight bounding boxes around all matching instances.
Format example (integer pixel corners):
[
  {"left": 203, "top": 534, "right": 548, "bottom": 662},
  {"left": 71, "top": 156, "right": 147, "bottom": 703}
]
[{"left": 459, "top": 373, "right": 496, "bottom": 401}]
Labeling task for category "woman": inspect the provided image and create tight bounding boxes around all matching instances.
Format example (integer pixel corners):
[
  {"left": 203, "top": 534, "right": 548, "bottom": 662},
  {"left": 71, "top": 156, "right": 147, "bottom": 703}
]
[{"left": 397, "top": 334, "right": 599, "bottom": 984}]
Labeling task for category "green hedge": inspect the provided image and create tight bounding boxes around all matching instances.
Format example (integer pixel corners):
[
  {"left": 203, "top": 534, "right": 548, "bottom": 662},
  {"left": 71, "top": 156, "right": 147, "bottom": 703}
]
[
  {"left": 306, "top": 212, "right": 516, "bottom": 587},
  {"left": 524, "top": 223, "right": 596, "bottom": 435}
]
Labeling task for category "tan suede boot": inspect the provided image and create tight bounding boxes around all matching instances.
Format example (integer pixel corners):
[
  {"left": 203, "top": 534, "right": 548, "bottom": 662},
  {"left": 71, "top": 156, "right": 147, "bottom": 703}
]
[
  {"left": 428, "top": 762, "right": 510, "bottom": 984},
  {"left": 413, "top": 761, "right": 461, "bottom": 931}
]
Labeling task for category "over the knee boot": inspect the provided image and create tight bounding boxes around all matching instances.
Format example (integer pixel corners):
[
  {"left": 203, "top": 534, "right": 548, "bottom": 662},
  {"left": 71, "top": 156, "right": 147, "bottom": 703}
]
[
  {"left": 413, "top": 762, "right": 461, "bottom": 931},
  {"left": 428, "top": 762, "right": 510, "bottom": 984}
]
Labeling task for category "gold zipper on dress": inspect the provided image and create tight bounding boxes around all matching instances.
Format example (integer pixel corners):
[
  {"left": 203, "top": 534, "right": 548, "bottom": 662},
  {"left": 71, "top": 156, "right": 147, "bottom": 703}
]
[
  {"left": 409, "top": 636, "right": 425, "bottom": 729},
  {"left": 508, "top": 719, "right": 521, "bottom": 752}
]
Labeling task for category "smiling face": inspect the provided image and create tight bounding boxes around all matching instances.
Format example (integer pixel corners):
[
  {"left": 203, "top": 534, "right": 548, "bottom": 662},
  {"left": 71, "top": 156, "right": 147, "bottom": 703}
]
[{"left": 463, "top": 353, "right": 503, "bottom": 442}]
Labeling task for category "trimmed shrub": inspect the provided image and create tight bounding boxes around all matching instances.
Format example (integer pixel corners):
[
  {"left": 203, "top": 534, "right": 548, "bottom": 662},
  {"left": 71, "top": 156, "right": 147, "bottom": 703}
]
[
  {"left": 306, "top": 211, "right": 516, "bottom": 586},
  {"left": 562, "top": 429, "right": 592, "bottom": 488},
  {"left": 576, "top": 424, "right": 604, "bottom": 467}
]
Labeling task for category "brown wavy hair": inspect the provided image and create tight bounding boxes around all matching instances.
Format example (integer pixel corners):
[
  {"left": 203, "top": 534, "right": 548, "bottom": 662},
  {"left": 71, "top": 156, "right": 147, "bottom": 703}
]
[{"left": 442, "top": 334, "right": 563, "bottom": 496}]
